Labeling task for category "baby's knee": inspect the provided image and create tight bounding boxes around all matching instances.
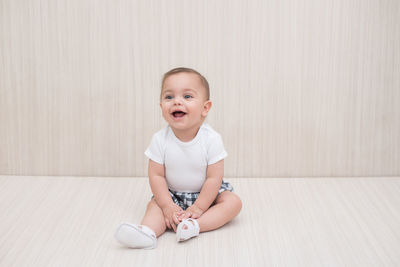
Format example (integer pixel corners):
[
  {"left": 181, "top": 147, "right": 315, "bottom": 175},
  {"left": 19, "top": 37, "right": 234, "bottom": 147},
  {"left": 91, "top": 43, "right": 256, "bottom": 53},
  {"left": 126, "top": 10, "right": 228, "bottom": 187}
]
[
  {"left": 147, "top": 198, "right": 160, "bottom": 209},
  {"left": 231, "top": 194, "right": 242, "bottom": 213},
  {"left": 221, "top": 192, "right": 242, "bottom": 213}
]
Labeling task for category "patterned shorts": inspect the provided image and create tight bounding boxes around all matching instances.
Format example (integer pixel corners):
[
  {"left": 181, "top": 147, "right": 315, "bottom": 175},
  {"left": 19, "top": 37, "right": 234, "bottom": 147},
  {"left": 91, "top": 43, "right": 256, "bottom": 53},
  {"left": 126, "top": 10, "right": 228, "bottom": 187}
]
[{"left": 168, "top": 180, "right": 233, "bottom": 210}]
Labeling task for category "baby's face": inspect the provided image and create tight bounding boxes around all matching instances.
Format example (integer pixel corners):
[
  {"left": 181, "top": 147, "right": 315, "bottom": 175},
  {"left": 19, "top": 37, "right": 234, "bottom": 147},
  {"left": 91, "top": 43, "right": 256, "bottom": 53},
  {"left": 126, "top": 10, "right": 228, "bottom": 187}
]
[{"left": 160, "top": 72, "right": 211, "bottom": 133}]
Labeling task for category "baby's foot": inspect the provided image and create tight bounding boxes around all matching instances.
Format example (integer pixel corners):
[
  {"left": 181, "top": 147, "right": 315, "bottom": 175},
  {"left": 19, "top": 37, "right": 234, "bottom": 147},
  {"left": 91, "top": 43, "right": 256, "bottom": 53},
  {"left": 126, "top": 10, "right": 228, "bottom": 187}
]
[
  {"left": 115, "top": 223, "right": 157, "bottom": 249},
  {"left": 176, "top": 218, "right": 200, "bottom": 242}
]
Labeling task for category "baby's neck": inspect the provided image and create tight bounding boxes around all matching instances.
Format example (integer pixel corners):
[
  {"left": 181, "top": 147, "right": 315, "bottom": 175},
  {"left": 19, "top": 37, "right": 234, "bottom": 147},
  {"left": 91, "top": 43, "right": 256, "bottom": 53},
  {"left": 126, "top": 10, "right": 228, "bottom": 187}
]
[{"left": 171, "top": 124, "right": 202, "bottom": 142}]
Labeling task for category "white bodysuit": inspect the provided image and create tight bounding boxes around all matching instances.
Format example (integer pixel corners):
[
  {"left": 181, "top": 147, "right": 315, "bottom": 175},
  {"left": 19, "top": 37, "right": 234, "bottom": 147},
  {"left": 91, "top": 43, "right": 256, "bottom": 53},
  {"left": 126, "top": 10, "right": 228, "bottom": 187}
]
[{"left": 144, "top": 123, "right": 227, "bottom": 193}]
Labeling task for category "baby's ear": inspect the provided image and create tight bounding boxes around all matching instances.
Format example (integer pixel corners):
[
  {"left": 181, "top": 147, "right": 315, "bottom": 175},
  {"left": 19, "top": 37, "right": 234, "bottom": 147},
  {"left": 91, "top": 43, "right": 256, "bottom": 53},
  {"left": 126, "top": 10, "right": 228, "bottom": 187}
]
[{"left": 202, "top": 100, "right": 212, "bottom": 117}]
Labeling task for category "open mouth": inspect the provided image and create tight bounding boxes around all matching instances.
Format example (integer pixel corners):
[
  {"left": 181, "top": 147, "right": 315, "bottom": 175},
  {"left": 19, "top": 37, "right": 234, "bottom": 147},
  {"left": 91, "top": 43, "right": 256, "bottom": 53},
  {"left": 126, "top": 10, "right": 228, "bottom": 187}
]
[{"left": 172, "top": 111, "right": 187, "bottom": 118}]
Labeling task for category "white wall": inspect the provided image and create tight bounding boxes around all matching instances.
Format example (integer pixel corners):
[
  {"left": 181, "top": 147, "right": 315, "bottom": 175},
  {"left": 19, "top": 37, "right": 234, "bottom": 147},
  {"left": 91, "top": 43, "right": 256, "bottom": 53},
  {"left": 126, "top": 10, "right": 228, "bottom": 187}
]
[{"left": 1, "top": 0, "right": 399, "bottom": 177}]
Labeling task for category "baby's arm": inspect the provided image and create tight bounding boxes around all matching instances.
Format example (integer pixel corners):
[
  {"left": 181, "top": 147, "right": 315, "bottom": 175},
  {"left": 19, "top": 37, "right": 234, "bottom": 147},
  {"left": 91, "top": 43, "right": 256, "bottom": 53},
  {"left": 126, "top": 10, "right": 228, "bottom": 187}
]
[
  {"left": 182, "top": 160, "right": 224, "bottom": 219},
  {"left": 148, "top": 159, "right": 183, "bottom": 231}
]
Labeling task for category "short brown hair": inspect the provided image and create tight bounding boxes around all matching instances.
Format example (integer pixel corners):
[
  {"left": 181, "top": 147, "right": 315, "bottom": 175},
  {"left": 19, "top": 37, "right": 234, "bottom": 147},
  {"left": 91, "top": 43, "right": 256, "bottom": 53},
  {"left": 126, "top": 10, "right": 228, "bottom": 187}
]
[{"left": 161, "top": 67, "right": 210, "bottom": 100}]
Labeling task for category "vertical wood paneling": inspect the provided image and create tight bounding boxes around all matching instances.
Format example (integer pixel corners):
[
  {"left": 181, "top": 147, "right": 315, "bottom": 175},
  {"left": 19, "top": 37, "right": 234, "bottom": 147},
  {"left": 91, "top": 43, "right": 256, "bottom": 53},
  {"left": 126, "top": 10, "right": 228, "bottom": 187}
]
[{"left": 0, "top": 0, "right": 399, "bottom": 177}]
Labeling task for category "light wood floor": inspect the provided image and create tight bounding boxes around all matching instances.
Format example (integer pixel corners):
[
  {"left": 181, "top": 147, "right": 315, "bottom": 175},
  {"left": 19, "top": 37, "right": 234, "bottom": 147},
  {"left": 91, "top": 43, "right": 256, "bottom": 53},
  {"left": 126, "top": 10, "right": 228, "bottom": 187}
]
[{"left": 0, "top": 176, "right": 400, "bottom": 267}]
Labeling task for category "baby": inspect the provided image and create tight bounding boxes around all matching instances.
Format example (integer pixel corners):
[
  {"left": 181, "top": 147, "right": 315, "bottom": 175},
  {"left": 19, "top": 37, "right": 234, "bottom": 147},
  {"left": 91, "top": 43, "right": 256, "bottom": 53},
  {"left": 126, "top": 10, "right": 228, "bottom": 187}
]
[{"left": 115, "top": 67, "right": 242, "bottom": 249}]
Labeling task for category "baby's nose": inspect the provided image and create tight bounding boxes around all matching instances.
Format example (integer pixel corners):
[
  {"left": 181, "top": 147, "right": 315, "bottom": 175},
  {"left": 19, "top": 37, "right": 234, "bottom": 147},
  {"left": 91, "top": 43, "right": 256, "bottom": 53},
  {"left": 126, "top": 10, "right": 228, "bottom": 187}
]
[{"left": 173, "top": 97, "right": 183, "bottom": 104}]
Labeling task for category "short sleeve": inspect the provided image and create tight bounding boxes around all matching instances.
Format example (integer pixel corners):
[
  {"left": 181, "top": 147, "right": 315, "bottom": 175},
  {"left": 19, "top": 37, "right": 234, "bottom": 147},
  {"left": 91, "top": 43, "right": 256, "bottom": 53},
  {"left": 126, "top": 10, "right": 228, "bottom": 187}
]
[
  {"left": 144, "top": 133, "right": 165, "bottom": 165},
  {"left": 207, "top": 134, "right": 228, "bottom": 165}
]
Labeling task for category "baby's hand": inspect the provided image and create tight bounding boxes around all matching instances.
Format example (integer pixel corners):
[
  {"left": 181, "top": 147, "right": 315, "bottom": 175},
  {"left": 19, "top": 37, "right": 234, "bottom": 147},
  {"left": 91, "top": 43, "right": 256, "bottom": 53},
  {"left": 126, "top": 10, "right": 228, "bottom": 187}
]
[
  {"left": 162, "top": 204, "right": 184, "bottom": 232},
  {"left": 179, "top": 204, "right": 204, "bottom": 220}
]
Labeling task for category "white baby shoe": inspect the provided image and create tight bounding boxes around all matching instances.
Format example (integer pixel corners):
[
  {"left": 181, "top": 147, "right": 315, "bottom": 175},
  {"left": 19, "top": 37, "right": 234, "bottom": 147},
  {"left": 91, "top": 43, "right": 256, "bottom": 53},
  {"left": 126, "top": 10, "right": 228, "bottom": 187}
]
[
  {"left": 176, "top": 218, "right": 200, "bottom": 242},
  {"left": 115, "top": 223, "right": 157, "bottom": 249}
]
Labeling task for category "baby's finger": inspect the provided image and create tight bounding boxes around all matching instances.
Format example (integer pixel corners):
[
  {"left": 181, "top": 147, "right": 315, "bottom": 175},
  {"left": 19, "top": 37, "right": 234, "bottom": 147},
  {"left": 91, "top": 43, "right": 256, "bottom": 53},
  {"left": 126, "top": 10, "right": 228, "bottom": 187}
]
[
  {"left": 172, "top": 214, "right": 180, "bottom": 225},
  {"left": 165, "top": 218, "right": 171, "bottom": 229},
  {"left": 171, "top": 221, "right": 177, "bottom": 232},
  {"left": 174, "top": 211, "right": 181, "bottom": 218},
  {"left": 183, "top": 211, "right": 192, "bottom": 219}
]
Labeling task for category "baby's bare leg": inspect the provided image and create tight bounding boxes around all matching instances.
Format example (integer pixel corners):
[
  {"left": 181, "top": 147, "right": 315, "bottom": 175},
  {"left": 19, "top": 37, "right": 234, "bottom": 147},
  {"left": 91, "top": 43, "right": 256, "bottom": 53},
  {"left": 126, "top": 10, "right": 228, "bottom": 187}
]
[
  {"left": 196, "top": 191, "right": 242, "bottom": 233},
  {"left": 141, "top": 199, "right": 167, "bottom": 237}
]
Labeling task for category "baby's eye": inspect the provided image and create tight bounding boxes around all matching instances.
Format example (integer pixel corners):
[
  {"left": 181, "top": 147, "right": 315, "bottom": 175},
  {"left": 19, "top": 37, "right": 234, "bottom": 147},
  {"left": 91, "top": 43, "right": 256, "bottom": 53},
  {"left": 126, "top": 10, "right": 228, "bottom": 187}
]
[
  {"left": 165, "top": 95, "right": 173, "bottom": 100},
  {"left": 184, "top": 95, "right": 193, "bottom": 99}
]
